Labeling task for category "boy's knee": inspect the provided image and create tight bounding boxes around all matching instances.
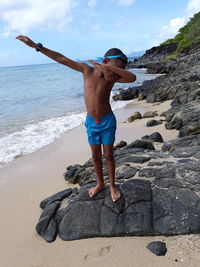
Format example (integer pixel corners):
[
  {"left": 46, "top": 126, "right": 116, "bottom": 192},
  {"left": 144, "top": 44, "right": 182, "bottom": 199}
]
[
  {"left": 92, "top": 152, "right": 102, "bottom": 162},
  {"left": 104, "top": 152, "right": 114, "bottom": 161}
]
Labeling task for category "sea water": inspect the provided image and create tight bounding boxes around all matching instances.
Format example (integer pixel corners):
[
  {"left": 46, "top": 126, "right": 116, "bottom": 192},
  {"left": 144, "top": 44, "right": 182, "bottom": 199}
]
[{"left": 0, "top": 63, "right": 162, "bottom": 166}]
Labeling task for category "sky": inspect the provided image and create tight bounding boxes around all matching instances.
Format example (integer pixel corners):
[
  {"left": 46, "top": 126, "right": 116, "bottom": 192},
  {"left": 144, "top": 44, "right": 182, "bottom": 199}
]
[{"left": 0, "top": 0, "right": 200, "bottom": 67}]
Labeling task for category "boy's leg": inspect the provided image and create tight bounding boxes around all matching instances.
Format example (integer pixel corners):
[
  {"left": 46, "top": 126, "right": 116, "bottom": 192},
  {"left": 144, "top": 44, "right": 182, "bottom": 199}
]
[
  {"left": 88, "top": 144, "right": 105, "bottom": 197},
  {"left": 103, "top": 144, "right": 121, "bottom": 202}
]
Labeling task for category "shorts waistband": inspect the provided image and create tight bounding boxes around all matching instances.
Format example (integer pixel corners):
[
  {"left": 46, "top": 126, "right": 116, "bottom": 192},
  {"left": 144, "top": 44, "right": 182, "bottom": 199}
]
[{"left": 86, "top": 111, "right": 114, "bottom": 121}]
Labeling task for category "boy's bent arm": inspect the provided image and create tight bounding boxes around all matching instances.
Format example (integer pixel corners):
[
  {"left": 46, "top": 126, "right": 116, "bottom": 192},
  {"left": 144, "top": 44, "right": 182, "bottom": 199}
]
[
  {"left": 16, "top": 35, "right": 89, "bottom": 73},
  {"left": 105, "top": 65, "right": 136, "bottom": 83}
]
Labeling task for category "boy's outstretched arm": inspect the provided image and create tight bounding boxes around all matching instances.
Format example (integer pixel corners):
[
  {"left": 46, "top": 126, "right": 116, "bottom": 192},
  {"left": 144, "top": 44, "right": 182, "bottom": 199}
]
[{"left": 16, "top": 35, "right": 89, "bottom": 73}]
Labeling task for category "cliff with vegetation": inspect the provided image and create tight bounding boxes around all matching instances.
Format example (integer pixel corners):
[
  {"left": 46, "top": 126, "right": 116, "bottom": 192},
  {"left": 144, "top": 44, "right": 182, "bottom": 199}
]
[{"left": 128, "top": 12, "right": 200, "bottom": 73}]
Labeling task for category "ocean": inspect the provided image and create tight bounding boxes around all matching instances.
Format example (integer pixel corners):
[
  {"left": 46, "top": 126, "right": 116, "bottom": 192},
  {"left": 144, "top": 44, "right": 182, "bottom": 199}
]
[{"left": 0, "top": 62, "right": 162, "bottom": 167}]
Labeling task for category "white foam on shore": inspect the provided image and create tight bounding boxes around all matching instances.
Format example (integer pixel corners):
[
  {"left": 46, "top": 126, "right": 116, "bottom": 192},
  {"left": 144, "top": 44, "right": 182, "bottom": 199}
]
[
  {"left": 0, "top": 112, "right": 86, "bottom": 166},
  {"left": 0, "top": 93, "right": 133, "bottom": 166}
]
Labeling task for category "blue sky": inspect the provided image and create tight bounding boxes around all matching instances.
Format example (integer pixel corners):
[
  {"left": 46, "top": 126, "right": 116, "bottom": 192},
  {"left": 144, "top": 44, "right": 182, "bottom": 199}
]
[{"left": 0, "top": 0, "right": 200, "bottom": 67}]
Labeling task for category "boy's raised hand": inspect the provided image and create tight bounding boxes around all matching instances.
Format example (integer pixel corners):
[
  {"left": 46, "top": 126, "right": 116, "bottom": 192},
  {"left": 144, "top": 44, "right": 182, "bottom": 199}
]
[
  {"left": 16, "top": 35, "right": 36, "bottom": 48},
  {"left": 88, "top": 59, "right": 109, "bottom": 70},
  {"left": 88, "top": 59, "right": 101, "bottom": 68}
]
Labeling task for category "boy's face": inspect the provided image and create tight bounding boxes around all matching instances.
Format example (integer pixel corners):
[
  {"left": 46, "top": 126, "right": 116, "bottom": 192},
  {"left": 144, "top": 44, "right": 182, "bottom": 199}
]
[{"left": 103, "top": 58, "right": 127, "bottom": 69}]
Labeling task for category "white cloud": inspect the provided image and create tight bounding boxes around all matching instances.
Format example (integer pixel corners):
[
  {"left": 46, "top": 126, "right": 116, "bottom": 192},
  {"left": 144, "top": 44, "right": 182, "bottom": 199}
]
[
  {"left": 87, "top": 0, "right": 97, "bottom": 8},
  {"left": 0, "top": 0, "right": 78, "bottom": 36},
  {"left": 161, "top": 17, "right": 186, "bottom": 36},
  {"left": 117, "top": 0, "right": 135, "bottom": 7},
  {"left": 186, "top": 0, "right": 200, "bottom": 17}
]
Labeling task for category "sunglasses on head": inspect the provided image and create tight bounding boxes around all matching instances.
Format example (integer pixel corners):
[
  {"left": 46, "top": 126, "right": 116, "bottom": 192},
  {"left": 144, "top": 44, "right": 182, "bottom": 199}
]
[{"left": 97, "top": 54, "right": 127, "bottom": 63}]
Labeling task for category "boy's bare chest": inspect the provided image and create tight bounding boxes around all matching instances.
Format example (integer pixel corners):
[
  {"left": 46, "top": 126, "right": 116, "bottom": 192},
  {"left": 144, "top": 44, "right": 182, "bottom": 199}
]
[{"left": 84, "top": 70, "right": 113, "bottom": 93}]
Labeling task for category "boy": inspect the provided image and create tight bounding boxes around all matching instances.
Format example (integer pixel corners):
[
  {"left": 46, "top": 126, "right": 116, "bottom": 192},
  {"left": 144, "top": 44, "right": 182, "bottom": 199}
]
[{"left": 16, "top": 35, "right": 136, "bottom": 202}]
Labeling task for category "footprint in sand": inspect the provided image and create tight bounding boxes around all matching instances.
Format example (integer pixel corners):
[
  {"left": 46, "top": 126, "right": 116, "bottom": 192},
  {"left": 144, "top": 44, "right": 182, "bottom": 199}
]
[{"left": 84, "top": 245, "right": 113, "bottom": 261}]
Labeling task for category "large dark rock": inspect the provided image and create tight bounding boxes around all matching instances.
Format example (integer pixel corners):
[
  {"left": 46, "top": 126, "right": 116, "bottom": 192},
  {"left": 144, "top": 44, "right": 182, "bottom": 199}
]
[
  {"left": 142, "top": 132, "right": 164, "bottom": 143},
  {"left": 36, "top": 134, "right": 200, "bottom": 242},
  {"left": 125, "top": 139, "right": 155, "bottom": 150},
  {"left": 59, "top": 179, "right": 153, "bottom": 241},
  {"left": 165, "top": 102, "right": 200, "bottom": 137}
]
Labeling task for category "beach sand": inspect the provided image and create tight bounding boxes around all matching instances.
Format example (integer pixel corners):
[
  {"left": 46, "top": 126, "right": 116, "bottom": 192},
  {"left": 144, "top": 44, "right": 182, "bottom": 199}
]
[{"left": 0, "top": 99, "right": 199, "bottom": 267}]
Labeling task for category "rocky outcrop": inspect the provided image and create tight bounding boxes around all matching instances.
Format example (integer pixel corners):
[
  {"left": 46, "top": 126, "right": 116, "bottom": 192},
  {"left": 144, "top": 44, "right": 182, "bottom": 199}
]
[
  {"left": 127, "top": 41, "right": 200, "bottom": 74},
  {"left": 114, "top": 43, "right": 200, "bottom": 138},
  {"left": 127, "top": 43, "right": 178, "bottom": 73},
  {"left": 36, "top": 134, "right": 200, "bottom": 242}
]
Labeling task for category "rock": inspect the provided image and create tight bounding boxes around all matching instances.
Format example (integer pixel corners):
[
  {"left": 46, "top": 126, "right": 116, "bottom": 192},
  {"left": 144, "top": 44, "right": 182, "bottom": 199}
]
[
  {"left": 36, "top": 135, "right": 200, "bottom": 242},
  {"left": 138, "top": 93, "right": 145, "bottom": 101},
  {"left": 141, "top": 132, "right": 164, "bottom": 143},
  {"left": 114, "top": 140, "right": 127, "bottom": 150},
  {"left": 115, "top": 166, "right": 139, "bottom": 180},
  {"left": 127, "top": 43, "right": 177, "bottom": 72},
  {"left": 40, "top": 188, "right": 73, "bottom": 209},
  {"left": 146, "top": 241, "right": 167, "bottom": 256},
  {"left": 143, "top": 111, "right": 158, "bottom": 118},
  {"left": 160, "top": 111, "right": 168, "bottom": 117},
  {"left": 116, "top": 155, "right": 151, "bottom": 164},
  {"left": 59, "top": 180, "right": 153, "bottom": 241},
  {"left": 146, "top": 119, "right": 162, "bottom": 127},
  {"left": 127, "top": 112, "right": 142, "bottom": 122},
  {"left": 36, "top": 201, "right": 61, "bottom": 243},
  {"left": 125, "top": 139, "right": 155, "bottom": 150},
  {"left": 112, "top": 87, "right": 139, "bottom": 101}
]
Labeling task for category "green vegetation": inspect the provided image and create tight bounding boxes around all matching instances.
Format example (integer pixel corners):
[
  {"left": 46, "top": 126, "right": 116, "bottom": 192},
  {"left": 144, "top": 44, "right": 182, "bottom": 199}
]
[
  {"left": 165, "top": 53, "right": 177, "bottom": 60},
  {"left": 160, "top": 12, "right": 200, "bottom": 60}
]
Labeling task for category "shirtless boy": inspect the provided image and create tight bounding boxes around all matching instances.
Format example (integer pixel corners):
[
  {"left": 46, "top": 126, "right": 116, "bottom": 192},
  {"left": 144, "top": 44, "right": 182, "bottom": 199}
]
[{"left": 16, "top": 35, "right": 136, "bottom": 202}]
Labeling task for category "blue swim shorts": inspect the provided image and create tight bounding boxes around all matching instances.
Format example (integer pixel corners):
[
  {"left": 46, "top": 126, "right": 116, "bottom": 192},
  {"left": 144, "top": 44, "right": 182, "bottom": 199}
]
[{"left": 84, "top": 111, "right": 117, "bottom": 145}]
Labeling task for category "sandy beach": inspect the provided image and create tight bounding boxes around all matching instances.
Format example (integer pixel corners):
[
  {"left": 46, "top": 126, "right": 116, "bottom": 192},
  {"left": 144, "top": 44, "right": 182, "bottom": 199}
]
[{"left": 0, "top": 98, "right": 199, "bottom": 267}]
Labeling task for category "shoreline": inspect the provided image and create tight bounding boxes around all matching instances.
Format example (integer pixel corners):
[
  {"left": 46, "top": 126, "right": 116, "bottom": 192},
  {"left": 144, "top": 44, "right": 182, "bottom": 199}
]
[
  {"left": 2, "top": 98, "right": 198, "bottom": 267},
  {"left": 0, "top": 67, "right": 163, "bottom": 168}
]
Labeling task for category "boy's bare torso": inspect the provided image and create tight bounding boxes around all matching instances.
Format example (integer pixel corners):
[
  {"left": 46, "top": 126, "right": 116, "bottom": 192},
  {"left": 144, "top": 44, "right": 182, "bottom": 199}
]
[{"left": 83, "top": 66, "right": 118, "bottom": 118}]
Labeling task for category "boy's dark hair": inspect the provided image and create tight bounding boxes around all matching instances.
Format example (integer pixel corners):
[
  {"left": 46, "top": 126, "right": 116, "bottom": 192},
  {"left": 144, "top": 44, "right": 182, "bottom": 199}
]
[{"left": 104, "top": 48, "right": 128, "bottom": 64}]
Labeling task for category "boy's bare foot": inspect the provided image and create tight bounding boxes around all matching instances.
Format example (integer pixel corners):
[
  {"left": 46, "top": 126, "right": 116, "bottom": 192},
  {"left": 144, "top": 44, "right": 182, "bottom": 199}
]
[
  {"left": 110, "top": 186, "right": 121, "bottom": 202},
  {"left": 88, "top": 183, "right": 105, "bottom": 198}
]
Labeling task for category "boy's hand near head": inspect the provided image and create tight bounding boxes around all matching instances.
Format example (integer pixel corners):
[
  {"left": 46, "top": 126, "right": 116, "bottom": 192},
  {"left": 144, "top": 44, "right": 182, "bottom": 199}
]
[{"left": 88, "top": 59, "right": 136, "bottom": 83}]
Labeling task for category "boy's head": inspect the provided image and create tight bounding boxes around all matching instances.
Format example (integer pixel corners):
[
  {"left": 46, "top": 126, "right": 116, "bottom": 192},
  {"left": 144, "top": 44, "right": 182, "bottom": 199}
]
[{"left": 103, "top": 48, "right": 128, "bottom": 69}]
